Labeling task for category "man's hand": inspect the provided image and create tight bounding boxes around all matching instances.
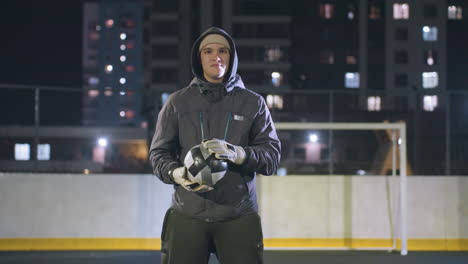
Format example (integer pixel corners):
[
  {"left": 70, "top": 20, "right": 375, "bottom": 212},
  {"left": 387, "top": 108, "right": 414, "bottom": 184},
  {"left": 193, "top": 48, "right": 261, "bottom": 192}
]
[
  {"left": 172, "top": 167, "right": 213, "bottom": 192},
  {"left": 202, "top": 138, "right": 246, "bottom": 165}
]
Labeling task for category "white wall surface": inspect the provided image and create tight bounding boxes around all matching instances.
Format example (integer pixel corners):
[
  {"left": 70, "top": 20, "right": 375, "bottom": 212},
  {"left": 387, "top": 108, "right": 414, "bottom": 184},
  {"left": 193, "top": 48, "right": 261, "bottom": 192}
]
[{"left": 0, "top": 173, "right": 466, "bottom": 240}]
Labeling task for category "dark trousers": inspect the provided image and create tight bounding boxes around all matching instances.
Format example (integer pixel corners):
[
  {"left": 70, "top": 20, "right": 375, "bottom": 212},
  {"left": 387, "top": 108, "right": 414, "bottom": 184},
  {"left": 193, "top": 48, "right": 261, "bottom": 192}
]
[{"left": 160, "top": 208, "right": 263, "bottom": 264}]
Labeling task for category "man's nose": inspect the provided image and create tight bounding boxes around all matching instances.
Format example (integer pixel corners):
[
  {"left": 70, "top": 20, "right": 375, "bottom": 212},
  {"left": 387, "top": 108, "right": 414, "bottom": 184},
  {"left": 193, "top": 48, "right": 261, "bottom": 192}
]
[{"left": 213, "top": 54, "right": 221, "bottom": 61}]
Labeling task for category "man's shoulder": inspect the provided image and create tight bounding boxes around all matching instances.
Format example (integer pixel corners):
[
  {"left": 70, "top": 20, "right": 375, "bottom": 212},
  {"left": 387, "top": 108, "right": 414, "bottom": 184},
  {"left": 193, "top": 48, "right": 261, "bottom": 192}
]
[
  {"left": 168, "top": 85, "right": 196, "bottom": 102},
  {"left": 233, "top": 86, "right": 264, "bottom": 104}
]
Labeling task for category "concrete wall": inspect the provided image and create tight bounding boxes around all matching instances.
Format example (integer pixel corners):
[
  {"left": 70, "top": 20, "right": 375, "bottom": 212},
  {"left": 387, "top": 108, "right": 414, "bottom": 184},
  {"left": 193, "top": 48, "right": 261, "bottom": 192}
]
[
  {"left": 258, "top": 176, "right": 468, "bottom": 240},
  {"left": 0, "top": 173, "right": 466, "bottom": 243}
]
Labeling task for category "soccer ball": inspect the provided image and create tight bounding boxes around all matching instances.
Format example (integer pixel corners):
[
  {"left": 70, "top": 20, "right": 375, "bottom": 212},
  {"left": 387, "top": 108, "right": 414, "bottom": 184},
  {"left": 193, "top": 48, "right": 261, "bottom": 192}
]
[{"left": 184, "top": 144, "right": 228, "bottom": 186}]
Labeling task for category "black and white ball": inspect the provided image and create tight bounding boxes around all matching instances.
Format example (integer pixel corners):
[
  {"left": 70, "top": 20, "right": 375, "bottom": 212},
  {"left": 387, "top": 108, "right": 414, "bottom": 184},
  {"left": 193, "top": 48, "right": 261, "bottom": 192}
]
[{"left": 184, "top": 144, "right": 228, "bottom": 186}]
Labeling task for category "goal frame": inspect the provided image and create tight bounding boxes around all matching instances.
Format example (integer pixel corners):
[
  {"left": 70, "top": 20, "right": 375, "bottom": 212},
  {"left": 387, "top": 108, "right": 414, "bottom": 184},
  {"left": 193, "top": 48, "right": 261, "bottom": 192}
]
[{"left": 275, "top": 122, "right": 408, "bottom": 256}]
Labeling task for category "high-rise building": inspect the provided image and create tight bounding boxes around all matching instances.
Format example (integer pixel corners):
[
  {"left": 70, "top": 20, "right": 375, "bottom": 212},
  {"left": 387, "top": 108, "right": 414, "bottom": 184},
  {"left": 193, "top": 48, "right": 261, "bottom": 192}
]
[{"left": 83, "top": 0, "right": 144, "bottom": 127}]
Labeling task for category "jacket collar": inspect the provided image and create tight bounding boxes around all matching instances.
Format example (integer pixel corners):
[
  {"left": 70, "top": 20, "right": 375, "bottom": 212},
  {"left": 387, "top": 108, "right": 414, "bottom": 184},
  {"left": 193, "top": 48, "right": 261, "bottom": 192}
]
[{"left": 190, "top": 74, "right": 245, "bottom": 103}]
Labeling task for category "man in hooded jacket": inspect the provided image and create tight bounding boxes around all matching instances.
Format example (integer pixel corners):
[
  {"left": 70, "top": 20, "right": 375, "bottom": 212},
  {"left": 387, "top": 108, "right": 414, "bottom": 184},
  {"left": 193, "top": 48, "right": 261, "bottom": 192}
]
[{"left": 149, "top": 27, "right": 281, "bottom": 264}]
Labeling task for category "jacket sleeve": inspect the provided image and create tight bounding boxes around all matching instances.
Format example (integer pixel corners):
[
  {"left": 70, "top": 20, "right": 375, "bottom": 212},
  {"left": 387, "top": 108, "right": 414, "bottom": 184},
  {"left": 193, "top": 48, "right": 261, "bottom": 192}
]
[
  {"left": 149, "top": 97, "right": 182, "bottom": 184},
  {"left": 242, "top": 96, "right": 281, "bottom": 176}
]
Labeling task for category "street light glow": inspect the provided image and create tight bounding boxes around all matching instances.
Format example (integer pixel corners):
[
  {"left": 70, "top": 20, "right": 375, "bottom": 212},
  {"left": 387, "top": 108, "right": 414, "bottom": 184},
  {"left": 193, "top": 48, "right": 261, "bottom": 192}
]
[
  {"left": 309, "top": 133, "right": 318, "bottom": 143},
  {"left": 97, "top": 138, "right": 108, "bottom": 147}
]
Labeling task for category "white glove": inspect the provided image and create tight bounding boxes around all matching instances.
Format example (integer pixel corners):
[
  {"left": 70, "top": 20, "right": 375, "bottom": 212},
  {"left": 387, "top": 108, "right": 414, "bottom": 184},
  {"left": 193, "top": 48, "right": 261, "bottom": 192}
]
[
  {"left": 202, "top": 138, "right": 246, "bottom": 165},
  {"left": 172, "top": 167, "right": 213, "bottom": 192}
]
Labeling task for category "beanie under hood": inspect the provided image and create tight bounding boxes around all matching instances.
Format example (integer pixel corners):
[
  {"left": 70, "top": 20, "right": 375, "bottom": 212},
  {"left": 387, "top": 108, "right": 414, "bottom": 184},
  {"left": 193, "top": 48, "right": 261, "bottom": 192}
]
[{"left": 191, "top": 27, "right": 239, "bottom": 92}]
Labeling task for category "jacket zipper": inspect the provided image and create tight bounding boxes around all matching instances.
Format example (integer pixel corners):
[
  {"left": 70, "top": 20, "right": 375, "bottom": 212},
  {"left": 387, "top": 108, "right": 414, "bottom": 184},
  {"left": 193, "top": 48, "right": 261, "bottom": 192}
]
[{"left": 199, "top": 111, "right": 233, "bottom": 141}]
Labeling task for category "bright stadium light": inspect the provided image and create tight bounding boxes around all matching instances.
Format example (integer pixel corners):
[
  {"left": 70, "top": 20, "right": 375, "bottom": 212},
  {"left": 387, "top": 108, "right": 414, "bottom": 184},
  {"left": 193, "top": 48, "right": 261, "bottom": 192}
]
[
  {"left": 97, "top": 138, "right": 108, "bottom": 147},
  {"left": 120, "top": 33, "right": 127, "bottom": 40},
  {"left": 309, "top": 133, "right": 318, "bottom": 143}
]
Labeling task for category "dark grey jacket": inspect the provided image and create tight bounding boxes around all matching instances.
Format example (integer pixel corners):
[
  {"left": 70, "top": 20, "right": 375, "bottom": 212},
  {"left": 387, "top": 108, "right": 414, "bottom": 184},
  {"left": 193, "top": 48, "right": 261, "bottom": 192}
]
[{"left": 149, "top": 27, "right": 281, "bottom": 221}]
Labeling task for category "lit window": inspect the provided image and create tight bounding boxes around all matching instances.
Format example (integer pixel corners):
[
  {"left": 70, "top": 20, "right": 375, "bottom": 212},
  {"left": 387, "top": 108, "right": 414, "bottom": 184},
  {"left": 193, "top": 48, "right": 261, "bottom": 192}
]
[
  {"left": 120, "top": 55, "right": 126, "bottom": 62},
  {"left": 264, "top": 46, "right": 282, "bottom": 63},
  {"left": 88, "top": 89, "right": 99, "bottom": 97},
  {"left": 422, "top": 26, "right": 438, "bottom": 41},
  {"left": 126, "top": 110, "right": 135, "bottom": 119},
  {"left": 423, "top": 95, "right": 438, "bottom": 111},
  {"left": 319, "top": 3, "right": 334, "bottom": 19},
  {"left": 124, "top": 19, "right": 136, "bottom": 28},
  {"left": 120, "top": 44, "right": 126, "bottom": 51},
  {"left": 161, "top": 93, "right": 170, "bottom": 105},
  {"left": 369, "top": 6, "right": 382, "bottom": 19},
  {"left": 271, "top": 72, "right": 283, "bottom": 87},
  {"left": 367, "top": 96, "right": 381, "bottom": 111},
  {"left": 345, "top": 72, "right": 360, "bottom": 88},
  {"left": 448, "top": 6, "right": 463, "bottom": 20},
  {"left": 125, "top": 65, "right": 135, "bottom": 72},
  {"left": 393, "top": 3, "right": 409, "bottom": 20},
  {"left": 120, "top": 33, "right": 127, "bottom": 40},
  {"left": 105, "top": 19, "right": 114, "bottom": 28},
  {"left": 320, "top": 50, "right": 334, "bottom": 64},
  {"left": 37, "top": 144, "right": 50, "bottom": 161},
  {"left": 347, "top": 5, "right": 355, "bottom": 20},
  {"left": 424, "top": 50, "right": 437, "bottom": 65},
  {"left": 88, "top": 32, "right": 99, "bottom": 41},
  {"left": 88, "top": 76, "right": 99, "bottom": 86},
  {"left": 104, "top": 87, "right": 113, "bottom": 96},
  {"left": 105, "top": 64, "right": 113, "bottom": 73},
  {"left": 422, "top": 72, "right": 438, "bottom": 88},
  {"left": 119, "top": 78, "right": 126, "bottom": 84},
  {"left": 345, "top": 52, "right": 357, "bottom": 64},
  {"left": 15, "top": 144, "right": 30, "bottom": 161},
  {"left": 266, "top": 94, "right": 284, "bottom": 110}
]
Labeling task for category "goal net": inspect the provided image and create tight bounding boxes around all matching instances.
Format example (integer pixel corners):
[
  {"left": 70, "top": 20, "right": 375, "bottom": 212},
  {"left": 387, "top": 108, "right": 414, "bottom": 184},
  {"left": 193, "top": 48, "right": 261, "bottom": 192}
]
[{"left": 263, "top": 122, "right": 407, "bottom": 255}]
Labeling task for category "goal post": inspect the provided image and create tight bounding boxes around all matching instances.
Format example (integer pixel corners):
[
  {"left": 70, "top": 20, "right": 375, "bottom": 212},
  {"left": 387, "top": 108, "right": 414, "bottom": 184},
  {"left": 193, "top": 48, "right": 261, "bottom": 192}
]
[{"left": 274, "top": 122, "right": 408, "bottom": 256}]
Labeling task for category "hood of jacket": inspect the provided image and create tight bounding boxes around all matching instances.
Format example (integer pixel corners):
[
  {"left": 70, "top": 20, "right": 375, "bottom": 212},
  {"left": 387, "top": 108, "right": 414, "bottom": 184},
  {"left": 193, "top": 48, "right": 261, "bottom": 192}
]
[{"left": 190, "top": 27, "right": 244, "bottom": 102}]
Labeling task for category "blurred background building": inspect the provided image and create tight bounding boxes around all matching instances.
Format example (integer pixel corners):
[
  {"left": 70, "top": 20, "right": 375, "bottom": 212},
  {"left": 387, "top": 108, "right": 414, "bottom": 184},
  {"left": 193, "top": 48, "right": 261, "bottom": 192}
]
[{"left": 82, "top": 0, "right": 145, "bottom": 127}]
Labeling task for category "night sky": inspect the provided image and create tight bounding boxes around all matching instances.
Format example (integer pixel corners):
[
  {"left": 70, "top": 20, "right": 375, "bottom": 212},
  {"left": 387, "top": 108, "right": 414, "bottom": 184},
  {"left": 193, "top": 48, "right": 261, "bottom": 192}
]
[{"left": 0, "top": 1, "right": 83, "bottom": 125}]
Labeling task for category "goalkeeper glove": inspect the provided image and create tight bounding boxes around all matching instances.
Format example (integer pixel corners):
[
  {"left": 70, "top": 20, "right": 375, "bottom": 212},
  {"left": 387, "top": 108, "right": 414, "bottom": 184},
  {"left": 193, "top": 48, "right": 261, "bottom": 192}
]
[
  {"left": 171, "top": 167, "right": 213, "bottom": 193},
  {"left": 202, "top": 138, "right": 246, "bottom": 165}
]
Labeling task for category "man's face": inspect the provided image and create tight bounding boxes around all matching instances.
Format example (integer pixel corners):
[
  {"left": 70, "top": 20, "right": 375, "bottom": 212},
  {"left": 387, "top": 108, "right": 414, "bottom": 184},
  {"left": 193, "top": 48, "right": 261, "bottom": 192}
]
[{"left": 200, "top": 43, "right": 230, "bottom": 83}]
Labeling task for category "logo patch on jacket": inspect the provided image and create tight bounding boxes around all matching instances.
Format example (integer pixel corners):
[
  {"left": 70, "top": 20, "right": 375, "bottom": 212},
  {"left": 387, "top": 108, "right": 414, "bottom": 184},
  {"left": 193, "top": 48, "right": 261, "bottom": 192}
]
[{"left": 233, "top": 114, "right": 244, "bottom": 121}]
